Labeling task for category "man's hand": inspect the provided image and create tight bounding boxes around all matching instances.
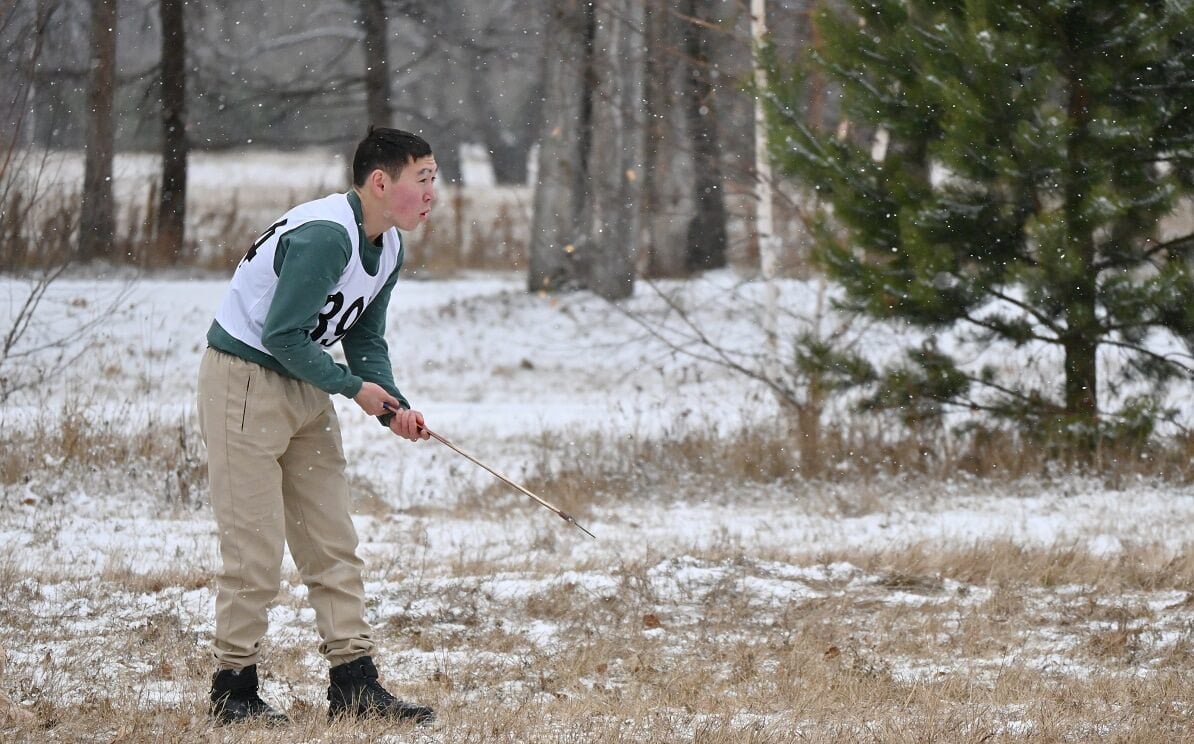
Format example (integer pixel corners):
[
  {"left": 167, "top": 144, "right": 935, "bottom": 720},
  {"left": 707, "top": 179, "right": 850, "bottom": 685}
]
[
  {"left": 354, "top": 381, "right": 401, "bottom": 416},
  {"left": 388, "top": 407, "right": 430, "bottom": 442}
]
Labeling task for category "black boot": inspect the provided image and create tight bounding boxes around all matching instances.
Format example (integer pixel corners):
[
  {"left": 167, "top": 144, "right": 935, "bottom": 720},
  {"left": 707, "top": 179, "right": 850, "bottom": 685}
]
[
  {"left": 327, "top": 656, "right": 435, "bottom": 725},
  {"left": 209, "top": 665, "right": 289, "bottom": 725}
]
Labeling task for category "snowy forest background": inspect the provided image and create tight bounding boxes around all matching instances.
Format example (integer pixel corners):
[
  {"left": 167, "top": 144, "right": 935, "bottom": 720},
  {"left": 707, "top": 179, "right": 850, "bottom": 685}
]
[{"left": 2, "top": 0, "right": 1194, "bottom": 741}]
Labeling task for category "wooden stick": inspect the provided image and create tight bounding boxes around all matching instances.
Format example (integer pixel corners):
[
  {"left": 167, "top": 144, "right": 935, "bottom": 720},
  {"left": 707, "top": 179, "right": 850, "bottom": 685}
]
[{"left": 418, "top": 424, "right": 597, "bottom": 540}]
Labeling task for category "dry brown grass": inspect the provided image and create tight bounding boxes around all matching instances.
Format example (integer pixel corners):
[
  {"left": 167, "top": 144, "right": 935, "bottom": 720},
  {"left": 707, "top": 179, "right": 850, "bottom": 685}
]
[
  {"left": 2, "top": 537, "right": 1192, "bottom": 741},
  {"left": 188, "top": 184, "right": 535, "bottom": 276},
  {"left": 3, "top": 159, "right": 532, "bottom": 275},
  {"left": 0, "top": 400, "right": 204, "bottom": 506},
  {"left": 443, "top": 421, "right": 1194, "bottom": 533},
  {"left": 805, "top": 540, "right": 1194, "bottom": 593},
  {"left": 411, "top": 186, "right": 530, "bottom": 276},
  {"left": 2, "top": 399, "right": 1193, "bottom": 741}
]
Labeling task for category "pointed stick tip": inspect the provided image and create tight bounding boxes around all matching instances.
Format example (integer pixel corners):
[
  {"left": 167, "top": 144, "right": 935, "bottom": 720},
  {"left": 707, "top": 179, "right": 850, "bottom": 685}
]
[{"left": 560, "top": 512, "right": 597, "bottom": 539}]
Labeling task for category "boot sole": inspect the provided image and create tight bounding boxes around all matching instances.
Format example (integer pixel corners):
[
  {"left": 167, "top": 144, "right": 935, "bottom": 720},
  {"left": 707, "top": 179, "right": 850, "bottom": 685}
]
[
  {"left": 328, "top": 707, "right": 435, "bottom": 726},
  {"left": 210, "top": 709, "right": 290, "bottom": 726},
  {"left": 212, "top": 716, "right": 290, "bottom": 726}
]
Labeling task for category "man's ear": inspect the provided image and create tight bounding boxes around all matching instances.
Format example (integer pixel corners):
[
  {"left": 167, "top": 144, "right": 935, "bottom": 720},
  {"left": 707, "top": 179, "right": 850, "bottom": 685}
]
[{"left": 369, "top": 168, "right": 387, "bottom": 193}]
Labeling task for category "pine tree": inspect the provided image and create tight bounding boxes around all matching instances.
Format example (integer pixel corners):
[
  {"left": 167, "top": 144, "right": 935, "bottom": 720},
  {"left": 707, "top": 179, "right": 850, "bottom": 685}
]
[{"left": 765, "top": 0, "right": 1194, "bottom": 444}]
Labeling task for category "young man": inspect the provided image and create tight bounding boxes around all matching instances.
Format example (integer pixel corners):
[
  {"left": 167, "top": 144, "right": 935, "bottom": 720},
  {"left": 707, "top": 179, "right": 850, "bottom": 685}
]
[{"left": 196, "top": 128, "right": 436, "bottom": 725}]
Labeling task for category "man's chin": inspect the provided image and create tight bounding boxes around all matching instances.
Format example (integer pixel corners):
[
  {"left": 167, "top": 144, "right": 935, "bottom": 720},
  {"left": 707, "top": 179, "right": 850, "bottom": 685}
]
[{"left": 396, "top": 217, "right": 426, "bottom": 231}]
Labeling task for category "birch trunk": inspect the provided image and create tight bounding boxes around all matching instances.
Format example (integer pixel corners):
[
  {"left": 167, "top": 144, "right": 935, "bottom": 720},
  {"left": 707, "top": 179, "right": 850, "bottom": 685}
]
[{"left": 752, "top": 0, "right": 780, "bottom": 383}]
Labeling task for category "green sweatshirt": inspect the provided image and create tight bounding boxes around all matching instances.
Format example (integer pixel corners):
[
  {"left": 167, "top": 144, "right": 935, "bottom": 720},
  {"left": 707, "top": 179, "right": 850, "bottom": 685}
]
[{"left": 207, "top": 191, "right": 409, "bottom": 419}]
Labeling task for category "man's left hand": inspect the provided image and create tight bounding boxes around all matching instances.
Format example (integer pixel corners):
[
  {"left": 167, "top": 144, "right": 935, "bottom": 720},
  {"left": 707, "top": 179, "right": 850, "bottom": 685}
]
[{"left": 388, "top": 407, "right": 430, "bottom": 442}]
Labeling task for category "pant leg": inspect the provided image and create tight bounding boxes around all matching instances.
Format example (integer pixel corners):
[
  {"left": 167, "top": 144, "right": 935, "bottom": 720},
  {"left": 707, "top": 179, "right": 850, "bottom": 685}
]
[
  {"left": 197, "top": 348, "right": 295, "bottom": 670},
  {"left": 280, "top": 389, "right": 375, "bottom": 666}
]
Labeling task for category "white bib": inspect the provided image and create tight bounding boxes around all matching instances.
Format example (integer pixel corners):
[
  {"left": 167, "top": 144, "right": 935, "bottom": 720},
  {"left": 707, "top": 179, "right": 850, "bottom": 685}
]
[{"left": 214, "top": 193, "right": 400, "bottom": 353}]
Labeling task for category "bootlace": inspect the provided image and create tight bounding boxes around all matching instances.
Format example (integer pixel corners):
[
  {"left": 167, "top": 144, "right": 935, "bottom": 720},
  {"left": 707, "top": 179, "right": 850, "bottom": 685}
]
[
  {"left": 363, "top": 676, "right": 398, "bottom": 705},
  {"left": 240, "top": 690, "right": 273, "bottom": 712}
]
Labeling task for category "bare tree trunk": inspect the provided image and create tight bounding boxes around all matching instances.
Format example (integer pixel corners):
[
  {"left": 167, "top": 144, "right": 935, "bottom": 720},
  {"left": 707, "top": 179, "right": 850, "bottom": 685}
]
[
  {"left": 79, "top": 0, "right": 117, "bottom": 262},
  {"left": 470, "top": 60, "right": 538, "bottom": 185},
  {"left": 795, "top": 383, "right": 823, "bottom": 476},
  {"left": 642, "top": 1, "right": 693, "bottom": 278},
  {"left": 684, "top": 0, "right": 727, "bottom": 271},
  {"left": 2, "top": 1, "right": 54, "bottom": 174},
  {"left": 494, "top": 91, "right": 543, "bottom": 185},
  {"left": 1062, "top": 67, "right": 1098, "bottom": 440},
  {"left": 359, "top": 0, "right": 392, "bottom": 128},
  {"left": 585, "top": 0, "right": 645, "bottom": 300},
  {"left": 434, "top": 134, "right": 462, "bottom": 184},
  {"left": 528, "top": 0, "right": 593, "bottom": 293},
  {"left": 751, "top": 0, "right": 781, "bottom": 387},
  {"left": 156, "top": 0, "right": 187, "bottom": 265}
]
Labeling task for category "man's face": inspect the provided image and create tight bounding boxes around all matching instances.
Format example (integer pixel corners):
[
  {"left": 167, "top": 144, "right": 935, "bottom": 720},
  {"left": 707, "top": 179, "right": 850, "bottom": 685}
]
[{"left": 380, "top": 155, "right": 437, "bottom": 231}]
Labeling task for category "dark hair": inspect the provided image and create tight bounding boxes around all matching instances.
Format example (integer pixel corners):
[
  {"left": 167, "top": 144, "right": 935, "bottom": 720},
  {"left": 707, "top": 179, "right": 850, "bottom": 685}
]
[{"left": 352, "top": 127, "right": 433, "bottom": 186}]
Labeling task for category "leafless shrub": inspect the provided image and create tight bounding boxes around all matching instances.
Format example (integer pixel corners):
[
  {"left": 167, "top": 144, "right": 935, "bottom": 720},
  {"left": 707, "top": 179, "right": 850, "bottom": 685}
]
[
  {"left": 0, "top": 400, "right": 202, "bottom": 507},
  {"left": 1, "top": 36, "right": 133, "bottom": 405},
  {"left": 0, "top": 258, "right": 135, "bottom": 406}
]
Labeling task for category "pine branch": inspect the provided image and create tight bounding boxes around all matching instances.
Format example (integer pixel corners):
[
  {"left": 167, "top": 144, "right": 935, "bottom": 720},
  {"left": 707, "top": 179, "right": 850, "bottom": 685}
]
[
  {"left": 960, "top": 315, "right": 1059, "bottom": 346},
  {"left": 1095, "top": 232, "right": 1194, "bottom": 272},
  {"left": 978, "top": 286, "right": 1065, "bottom": 337},
  {"left": 1099, "top": 338, "right": 1194, "bottom": 376}
]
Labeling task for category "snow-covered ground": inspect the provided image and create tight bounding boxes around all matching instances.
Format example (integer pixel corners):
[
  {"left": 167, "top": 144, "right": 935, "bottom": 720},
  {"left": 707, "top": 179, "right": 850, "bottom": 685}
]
[{"left": 2, "top": 270, "right": 1193, "bottom": 739}]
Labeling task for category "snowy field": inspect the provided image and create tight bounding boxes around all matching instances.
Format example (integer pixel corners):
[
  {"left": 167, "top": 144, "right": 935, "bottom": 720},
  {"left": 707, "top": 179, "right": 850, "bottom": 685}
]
[
  {"left": 1, "top": 264, "right": 1192, "bottom": 742},
  {"left": 2, "top": 147, "right": 1193, "bottom": 739}
]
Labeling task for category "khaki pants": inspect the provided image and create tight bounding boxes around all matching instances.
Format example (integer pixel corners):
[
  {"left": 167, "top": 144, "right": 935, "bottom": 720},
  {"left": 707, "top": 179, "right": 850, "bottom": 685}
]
[{"left": 197, "top": 348, "right": 374, "bottom": 670}]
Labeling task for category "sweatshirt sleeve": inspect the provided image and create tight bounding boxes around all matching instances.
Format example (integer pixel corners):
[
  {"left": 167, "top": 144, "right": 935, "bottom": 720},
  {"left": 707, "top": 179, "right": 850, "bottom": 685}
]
[
  {"left": 260, "top": 222, "right": 365, "bottom": 397},
  {"left": 342, "top": 252, "right": 408, "bottom": 426}
]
